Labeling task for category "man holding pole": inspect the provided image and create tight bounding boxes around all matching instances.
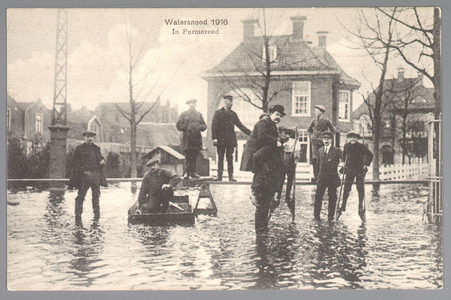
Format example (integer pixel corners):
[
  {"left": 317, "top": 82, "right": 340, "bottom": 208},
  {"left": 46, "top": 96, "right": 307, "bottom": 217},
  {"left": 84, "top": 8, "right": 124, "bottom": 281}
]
[{"left": 337, "top": 131, "right": 373, "bottom": 216}]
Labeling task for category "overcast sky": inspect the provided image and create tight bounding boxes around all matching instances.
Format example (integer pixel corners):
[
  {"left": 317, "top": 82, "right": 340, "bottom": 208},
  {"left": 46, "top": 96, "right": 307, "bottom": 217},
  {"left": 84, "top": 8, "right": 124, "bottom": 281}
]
[{"left": 7, "top": 7, "right": 433, "bottom": 115}]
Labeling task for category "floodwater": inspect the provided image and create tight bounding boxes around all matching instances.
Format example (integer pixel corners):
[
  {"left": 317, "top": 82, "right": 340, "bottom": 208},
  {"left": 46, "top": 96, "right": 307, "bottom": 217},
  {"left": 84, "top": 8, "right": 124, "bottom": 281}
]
[{"left": 7, "top": 183, "right": 442, "bottom": 290}]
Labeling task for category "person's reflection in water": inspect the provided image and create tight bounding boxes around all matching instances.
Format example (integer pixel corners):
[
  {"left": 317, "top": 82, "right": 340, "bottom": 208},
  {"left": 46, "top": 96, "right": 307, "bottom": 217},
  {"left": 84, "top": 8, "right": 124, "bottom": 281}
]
[
  {"left": 45, "top": 192, "right": 69, "bottom": 231},
  {"left": 68, "top": 221, "right": 105, "bottom": 287},
  {"left": 252, "top": 226, "right": 300, "bottom": 290},
  {"left": 310, "top": 222, "right": 368, "bottom": 289}
]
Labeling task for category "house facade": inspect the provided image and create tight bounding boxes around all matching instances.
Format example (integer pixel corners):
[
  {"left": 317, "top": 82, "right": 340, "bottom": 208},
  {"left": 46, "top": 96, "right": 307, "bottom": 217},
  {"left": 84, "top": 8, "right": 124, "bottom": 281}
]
[
  {"left": 352, "top": 69, "right": 434, "bottom": 165},
  {"left": 202, "top": 16, "right": 360, "bottom": 166}
]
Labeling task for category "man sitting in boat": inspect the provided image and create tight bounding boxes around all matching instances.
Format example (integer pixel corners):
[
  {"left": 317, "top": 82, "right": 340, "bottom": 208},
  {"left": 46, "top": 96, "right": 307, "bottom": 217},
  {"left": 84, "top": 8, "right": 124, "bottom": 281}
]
[{"left": 137, "top": 157, "right": 181, "bottom": 213}]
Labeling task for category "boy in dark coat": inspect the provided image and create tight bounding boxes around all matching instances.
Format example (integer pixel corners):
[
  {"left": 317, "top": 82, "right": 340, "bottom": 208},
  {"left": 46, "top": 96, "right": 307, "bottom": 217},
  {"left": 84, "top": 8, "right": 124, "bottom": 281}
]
[
  {"left": 211, "top": 95, "right": 251, "bottom": 182},
  {"left": 276, "top": 127, "right": 298, "bottom": 204},
  {"left": 314, "top": 131, "right": 342, "bottom": 221},
  {"left": 176, "top": 99, "right": 207, "bottom": 179},
  {"left": 69, "top": 130, "right": 107, "bottom": 223},
  {"left": 338, "top": 131, "right": 373, "bottom": 214}
]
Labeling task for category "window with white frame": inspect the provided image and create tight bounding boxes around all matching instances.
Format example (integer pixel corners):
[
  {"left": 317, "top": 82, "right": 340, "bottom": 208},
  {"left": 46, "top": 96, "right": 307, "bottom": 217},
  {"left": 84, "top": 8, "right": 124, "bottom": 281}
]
[
  {"left": 262, "top": 45, "right": 277, "bottom": 62},
  {"left": 7, "top": 108, "right": 11, "bottom": 132},
  {"left": 35, "top": 114, "right": 43, "bottom": 134},
  {"left": 292, "top": 81, "right": 311, "bottom": 116},
  {"left": 339, "top": 90, "right": 350, "bottom": 121}
]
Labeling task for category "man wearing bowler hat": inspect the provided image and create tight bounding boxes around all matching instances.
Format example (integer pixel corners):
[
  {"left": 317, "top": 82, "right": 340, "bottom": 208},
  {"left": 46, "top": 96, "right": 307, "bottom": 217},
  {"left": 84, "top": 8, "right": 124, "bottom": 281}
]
[
  {"left": 211, "top": 95, "right": 251, "bottom": 182},
  {"left": 241, "top": 104, "right": 285, "bottom": 233},
  {"left": 69, "top": 130, "right": 107, "bottom": 224},
  {"left": 176, "top": 98, "right": 207, "bottom": 179},
  {"left": 307, "top": 105, "right": 335, "bottom": 182},
  {"left": 337, "top": 131, "right": 373, "bottom": 215},
  {"left": 313, "top": 131, "right": 342, "bottom": 221},
  {"left": 137, "top": 157, "right": 181, "bottom": 213}
]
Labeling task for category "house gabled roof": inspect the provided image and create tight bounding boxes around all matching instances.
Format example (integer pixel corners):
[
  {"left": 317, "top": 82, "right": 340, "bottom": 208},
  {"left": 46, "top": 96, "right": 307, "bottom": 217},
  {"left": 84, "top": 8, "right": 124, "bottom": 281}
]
[
  {"left": 141, "top": 145, "right": 185, "bottom": 160},
  {"left": 202, "top": 35, "right": 360, "bottom": 89}
]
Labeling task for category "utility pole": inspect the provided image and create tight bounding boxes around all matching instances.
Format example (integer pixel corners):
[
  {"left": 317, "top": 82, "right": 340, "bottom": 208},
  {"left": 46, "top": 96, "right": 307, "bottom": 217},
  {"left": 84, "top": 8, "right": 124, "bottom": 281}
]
[{"left": 48, "top": 9, "right": 70, "bottom": 193}]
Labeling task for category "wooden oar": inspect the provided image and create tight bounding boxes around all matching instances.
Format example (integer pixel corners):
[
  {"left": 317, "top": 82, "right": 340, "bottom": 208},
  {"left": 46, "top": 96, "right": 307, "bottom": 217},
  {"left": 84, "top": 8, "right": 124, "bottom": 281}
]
[
  {"left": 169, "top": 201, "right": 185, "bottom": 212},
  {"left": 335, "top": 153, "right": 348, "bottom": 221}
]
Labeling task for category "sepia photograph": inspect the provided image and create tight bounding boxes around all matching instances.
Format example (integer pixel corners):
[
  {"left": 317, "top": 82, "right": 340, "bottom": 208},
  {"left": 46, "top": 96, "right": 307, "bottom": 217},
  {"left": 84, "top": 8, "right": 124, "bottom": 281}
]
[{"left": 5, "top": 6, "right": 443, "bottom": 291}]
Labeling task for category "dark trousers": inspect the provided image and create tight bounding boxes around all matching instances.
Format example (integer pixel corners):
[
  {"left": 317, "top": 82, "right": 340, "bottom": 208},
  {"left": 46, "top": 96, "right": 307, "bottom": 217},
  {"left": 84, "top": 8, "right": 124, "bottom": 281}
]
[
  {"left": 75, "top": 172, "right": 101, "bottom": 219},
  {"left": 146, "top": 186, "right": 174, "bottom": 213},
  {"left": 253, "top": 189, "right": 273, "bottom": 233},
  {"left": 341, "top": 170, "right": 365, "bottom": 210},
  {"left": 277, "top": 154, "right": 295, "bottom": 201},
  {"left": 185, "top": 149, "right": 199, "bottom": 176},
  {"left": 314, "top": 177, "right": 337, "bottom": 220},
  {"left": 312, "top": 158, "right": 319, "bottom": 180},
  {"left": 217, "top": 145, "right": 235, "bottom": 178}
]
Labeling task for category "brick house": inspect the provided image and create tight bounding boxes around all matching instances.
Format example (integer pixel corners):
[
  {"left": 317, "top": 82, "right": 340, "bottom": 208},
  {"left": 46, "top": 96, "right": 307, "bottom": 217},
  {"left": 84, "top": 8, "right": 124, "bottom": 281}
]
[
  {"left": 353, "top": 68, "right": 434, "bottom": 165},
  {"left": 202, "top": 16, "right": 360, "bottom": 166}
]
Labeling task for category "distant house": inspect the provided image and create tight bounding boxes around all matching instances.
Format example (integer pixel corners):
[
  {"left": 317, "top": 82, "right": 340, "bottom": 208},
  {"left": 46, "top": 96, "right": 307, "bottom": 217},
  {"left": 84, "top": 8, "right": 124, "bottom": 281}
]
[
  {"left": 202, "top": 16, "right": 360, "bottom": 166},
  {"left": 353, "top": 68, "right": 434, "bottom": 165},
  {"left": 142, "top": 145, "right": 185, "bottom": 175}
]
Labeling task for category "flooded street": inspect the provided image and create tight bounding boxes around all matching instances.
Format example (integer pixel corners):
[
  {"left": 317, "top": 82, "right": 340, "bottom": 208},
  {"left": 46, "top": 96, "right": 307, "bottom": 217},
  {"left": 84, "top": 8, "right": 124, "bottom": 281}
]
[{"left": 7, "top": 183, "right": 442, "bottom": 290}]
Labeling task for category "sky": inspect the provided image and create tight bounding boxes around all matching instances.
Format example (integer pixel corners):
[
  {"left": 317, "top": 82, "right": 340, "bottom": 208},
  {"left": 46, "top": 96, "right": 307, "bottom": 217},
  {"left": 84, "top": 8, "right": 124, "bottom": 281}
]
[{"left": 7, "top": 7, "right": 434, "bottom": 115}]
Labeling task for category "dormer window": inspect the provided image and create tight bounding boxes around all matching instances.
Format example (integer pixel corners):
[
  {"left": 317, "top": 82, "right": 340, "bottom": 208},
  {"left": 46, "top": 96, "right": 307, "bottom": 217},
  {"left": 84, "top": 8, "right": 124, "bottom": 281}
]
[{"left": 262, "top": 45, "right": 277, "bottom": 62}]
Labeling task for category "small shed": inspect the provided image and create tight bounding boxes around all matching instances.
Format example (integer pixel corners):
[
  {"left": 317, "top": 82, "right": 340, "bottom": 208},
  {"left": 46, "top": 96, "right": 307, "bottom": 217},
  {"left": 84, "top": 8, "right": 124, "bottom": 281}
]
[{"left": 142, "top": 145, "right": 185, "bottom": 176}]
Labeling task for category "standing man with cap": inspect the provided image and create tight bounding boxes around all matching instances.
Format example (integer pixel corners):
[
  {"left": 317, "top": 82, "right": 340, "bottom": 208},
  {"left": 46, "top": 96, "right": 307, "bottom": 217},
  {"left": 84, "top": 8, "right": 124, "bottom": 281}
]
[
  {"left": 241, "top": 105, "right": 285, "bottom": 233},
  {"left": 137, "top": 157, "right": 181, "bottom": 213},
  {"left": 69, "top": 130, "right": 107, "bottom": 224},
  {"left": 338, "top": 131, "right": 373, "bottom": 215},
  {"left": 211, "top": 95, "right": 251, "bottom": 182},
  {"left": 313, "top": 131, "right": 342, "bottom": 221},
  {"left": 307, "top": 105, "right": 335, "bottom": 182},
  {"left": 176, "top": 99, "right": 207, "bottom": 179}
]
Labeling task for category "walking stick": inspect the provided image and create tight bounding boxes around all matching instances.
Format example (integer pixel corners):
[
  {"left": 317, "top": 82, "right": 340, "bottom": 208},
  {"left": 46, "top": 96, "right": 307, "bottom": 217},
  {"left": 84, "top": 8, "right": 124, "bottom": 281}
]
[
  {"left": 359, "top": 127, "right": 367, "bottom": 222},
  {"left": 288, "top": 126, "right": 299, "bottom": 222},
  {"left": 335, "top": 153, "right": 348, "bottom": 221}
]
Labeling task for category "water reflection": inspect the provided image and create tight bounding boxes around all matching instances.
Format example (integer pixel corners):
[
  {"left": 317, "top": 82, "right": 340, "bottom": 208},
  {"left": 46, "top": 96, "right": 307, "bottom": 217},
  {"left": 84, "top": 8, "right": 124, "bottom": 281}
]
[{"left": 67, "top": 222, "right": 105, "bottom": 287}]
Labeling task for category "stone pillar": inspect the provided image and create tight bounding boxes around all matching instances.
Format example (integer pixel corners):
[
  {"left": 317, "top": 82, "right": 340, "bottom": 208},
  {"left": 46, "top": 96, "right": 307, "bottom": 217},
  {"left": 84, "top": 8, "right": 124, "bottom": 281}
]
[{"left": 48, "top": 125, "right": 70, "bottom": 193}]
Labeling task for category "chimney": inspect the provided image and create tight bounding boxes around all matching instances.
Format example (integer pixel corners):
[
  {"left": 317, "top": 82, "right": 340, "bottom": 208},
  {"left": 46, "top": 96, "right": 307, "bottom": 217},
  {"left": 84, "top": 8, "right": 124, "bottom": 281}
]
[
  {"left": 397, "top": 67, "right": 405, "bottom": 80},
  {"left": 242, "top": 19, "right": 257, "bottom": 41},
  {"left": 317, "top": 31, "right": 329, "bottom": 48},
  {"left": 291, "top": 16, "right": 307, "bottom": 41}
]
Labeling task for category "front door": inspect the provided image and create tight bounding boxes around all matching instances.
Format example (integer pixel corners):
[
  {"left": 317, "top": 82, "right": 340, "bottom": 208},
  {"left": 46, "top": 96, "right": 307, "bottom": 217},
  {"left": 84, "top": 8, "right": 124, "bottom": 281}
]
[{"left": 297, "top": 129, "right": 309, "bottom": 165}]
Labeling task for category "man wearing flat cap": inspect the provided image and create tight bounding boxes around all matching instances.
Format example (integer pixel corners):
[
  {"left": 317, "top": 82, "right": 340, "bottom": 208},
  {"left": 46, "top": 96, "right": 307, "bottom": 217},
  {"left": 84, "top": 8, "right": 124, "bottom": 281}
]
[
  {"left": 176, "top": 99, "right": 207, "bottom": 179},
  {"left": 307, "top": 104, "right": 335, "bottom": 182},
  {"left": 69, "top": 130, "right": 107, "bottom": 224},
  {"left": 137, "top": 157, "right": 181, "bottom": 213},
  {"left": 240, "top": 104, "right": 285, "bottom": 233},
  {"left": 314, "top": 130, "right": 342, "bottom": 221},
  {"left": 211, "top": 95, "right": 251, "bottom": 182},
  {"left": 337, "top": 131, "right": 373, "bottom": 215}
]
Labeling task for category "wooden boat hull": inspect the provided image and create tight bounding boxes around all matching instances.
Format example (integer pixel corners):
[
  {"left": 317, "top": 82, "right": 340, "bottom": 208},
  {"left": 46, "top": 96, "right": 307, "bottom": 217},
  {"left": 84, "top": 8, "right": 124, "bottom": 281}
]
[{"left": 128, "top": 195, "right": 195, "bottom": 226}]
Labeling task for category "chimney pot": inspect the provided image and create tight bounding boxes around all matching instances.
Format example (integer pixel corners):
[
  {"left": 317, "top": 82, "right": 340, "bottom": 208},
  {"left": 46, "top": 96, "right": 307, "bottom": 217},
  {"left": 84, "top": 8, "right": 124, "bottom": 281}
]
[
  {"left": 291, "top": 16, "right": 307, "bottom": 41},
  {"left": 397, "top": 67, "right": 405, "bottom": 80},
  {"left": 317, "top": 31, "right": 329, "bottom": 48}
]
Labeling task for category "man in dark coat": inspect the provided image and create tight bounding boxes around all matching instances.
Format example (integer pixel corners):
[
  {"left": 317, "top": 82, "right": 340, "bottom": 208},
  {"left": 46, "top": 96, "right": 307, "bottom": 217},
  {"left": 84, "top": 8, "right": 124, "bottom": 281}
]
[
  {"left": 176, "top": 99, "right": 207, "bottom": 179},
  {"left": 338, "top": 131, "right": 373, "bottom": 214},
  {"left": 211, "top": 95, "right": 251, "bottom": 182},
  {"left": 69, "top": 130, "right": 107, "bottom": 224},
  {"left": 137, "top": 158, "right": 181, "bottom": 213},
  {"left": 314, "top": 131, "right": 342, "bottom": 221},
  {"left": 307, "top": 105, "right": 335, "bottom": 182},
  {"left": 241, "top": 105, "right": 285, "bottom": 233}
]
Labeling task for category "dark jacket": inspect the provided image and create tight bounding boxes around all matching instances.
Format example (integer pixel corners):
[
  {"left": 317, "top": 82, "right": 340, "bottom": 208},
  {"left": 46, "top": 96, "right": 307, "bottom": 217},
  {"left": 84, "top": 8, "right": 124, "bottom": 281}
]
[
  {"left": 176, "top": 108, "right": 207, "bottom": 151},
  {"left": 211, "top": 108, "right": 251, "bottom": 147},
  {"left": 137, "top": 167, "right": 181, "bottom": 204},
  {"left": 69, "top": 143, "right": 108, "bottom": 189},
  {"left": 307, "top": 116, "right": 335, "bottom": 147},
  {"left": 343, "top": 142, "right": 374, "bottom": 172},
  {"left": 316, "top": 145, "right": 342, "bottom": 186},
  {"left": 240, "top": 115, "right": 280, "bottom": 172}
]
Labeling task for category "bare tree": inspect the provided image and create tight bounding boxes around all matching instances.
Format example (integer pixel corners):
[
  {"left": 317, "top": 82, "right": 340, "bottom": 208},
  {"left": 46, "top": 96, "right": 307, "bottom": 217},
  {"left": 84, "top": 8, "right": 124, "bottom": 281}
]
[
  {"left": 341, "top": 8, "right": 399, "bottom": 180},
  {"left": 216, "top": 9, "right": 297, "bottom": 113},
  {"left": 111, "top": 12, "right": 182, "bottom": 179}
]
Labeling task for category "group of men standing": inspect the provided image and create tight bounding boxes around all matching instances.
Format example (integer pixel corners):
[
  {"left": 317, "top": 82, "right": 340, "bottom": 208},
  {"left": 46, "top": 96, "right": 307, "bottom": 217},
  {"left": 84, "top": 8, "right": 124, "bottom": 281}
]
[{"left": 69, "top": 95, "right": 372, "bottom": 233}]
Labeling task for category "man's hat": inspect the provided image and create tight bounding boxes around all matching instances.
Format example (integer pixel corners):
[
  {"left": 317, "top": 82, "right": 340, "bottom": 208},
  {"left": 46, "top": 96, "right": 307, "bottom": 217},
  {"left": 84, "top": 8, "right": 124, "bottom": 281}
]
[
  {"left": 269, "top": 104, "right": 286, "bottom": 117},
  {"left": 314, "top": 105, "right": 326, "bottom": 112},
  {"left": 223, "top": 95, "right": 233, "bottom": 101},
  {"left": 186, "top": 98, "right": 197, "bottom": 104},
  {"left": 321, "top": 131, "right": 334, "bottom": 139},
  {"left": 146, "top": 157, "right": 160, "bottom": 167},
  {"left": 279, "top": 126, "right": 295, "bottom": 135},
  {"left": 82, "top": 130, "right": 96, "bottom": 137},
  {"left": 347, "top": 131, "right": 362, "bottom": 138}
]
